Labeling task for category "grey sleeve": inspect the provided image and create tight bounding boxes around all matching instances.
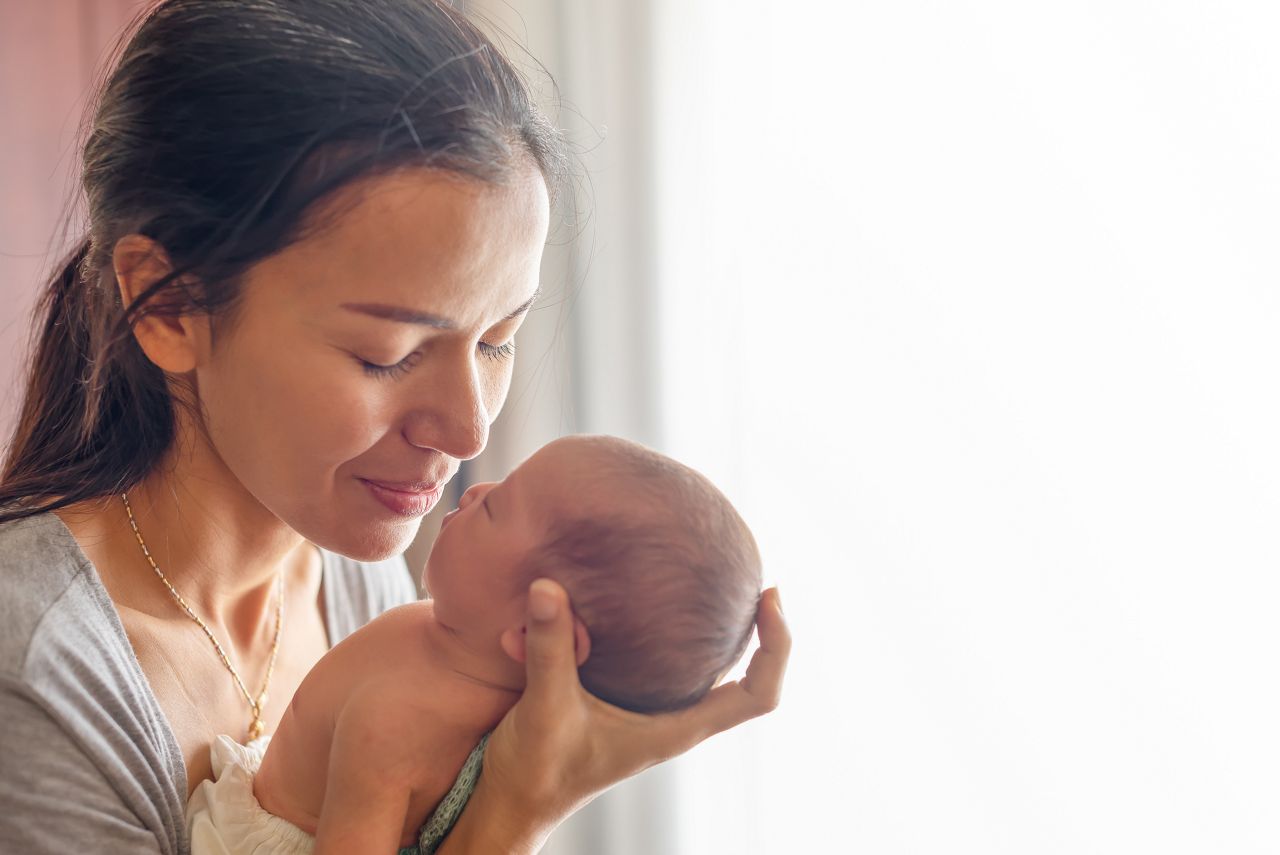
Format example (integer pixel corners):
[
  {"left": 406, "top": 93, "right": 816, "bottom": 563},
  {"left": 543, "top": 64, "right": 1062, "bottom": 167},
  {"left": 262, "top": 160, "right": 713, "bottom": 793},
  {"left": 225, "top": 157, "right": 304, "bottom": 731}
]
[{"left": 0, "top": 679, "right": 167, "bottom": 854}]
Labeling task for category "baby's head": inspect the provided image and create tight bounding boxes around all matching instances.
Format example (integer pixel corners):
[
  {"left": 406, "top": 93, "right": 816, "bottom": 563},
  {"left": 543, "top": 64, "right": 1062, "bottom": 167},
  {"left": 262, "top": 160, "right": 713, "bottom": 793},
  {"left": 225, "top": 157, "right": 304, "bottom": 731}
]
[{"left": 424, "top": 434, "right": 762, "bottom": 712}]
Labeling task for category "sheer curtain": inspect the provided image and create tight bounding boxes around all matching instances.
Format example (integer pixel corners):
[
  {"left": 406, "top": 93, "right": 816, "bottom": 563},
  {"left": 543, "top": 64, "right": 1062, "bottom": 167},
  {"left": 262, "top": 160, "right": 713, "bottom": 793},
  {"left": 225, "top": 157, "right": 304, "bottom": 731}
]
[{"left": 651, "top": 2, "right": 1280, "bottom": 854}]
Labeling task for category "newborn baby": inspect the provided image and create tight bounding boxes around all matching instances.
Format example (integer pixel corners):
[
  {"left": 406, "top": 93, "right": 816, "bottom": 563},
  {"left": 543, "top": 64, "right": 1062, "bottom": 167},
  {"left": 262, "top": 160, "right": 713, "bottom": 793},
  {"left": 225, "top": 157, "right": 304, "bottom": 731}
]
[{"left": 186, "top": 434, "right": 762, "bottom": 854}]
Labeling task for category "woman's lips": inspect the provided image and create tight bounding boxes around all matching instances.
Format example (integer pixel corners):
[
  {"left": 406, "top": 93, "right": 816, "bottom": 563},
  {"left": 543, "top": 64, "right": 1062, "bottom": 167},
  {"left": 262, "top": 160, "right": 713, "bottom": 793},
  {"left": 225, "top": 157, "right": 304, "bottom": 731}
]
[{"left": 361, "top": 479, "right": 444, "bottom": 518}]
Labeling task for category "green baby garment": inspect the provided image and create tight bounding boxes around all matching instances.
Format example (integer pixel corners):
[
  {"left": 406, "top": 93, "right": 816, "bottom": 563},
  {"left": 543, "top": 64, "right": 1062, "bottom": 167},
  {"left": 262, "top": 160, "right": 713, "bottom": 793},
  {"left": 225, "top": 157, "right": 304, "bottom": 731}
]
[{"left": 399, "top": 733, "right": 489, "bottom": 855}]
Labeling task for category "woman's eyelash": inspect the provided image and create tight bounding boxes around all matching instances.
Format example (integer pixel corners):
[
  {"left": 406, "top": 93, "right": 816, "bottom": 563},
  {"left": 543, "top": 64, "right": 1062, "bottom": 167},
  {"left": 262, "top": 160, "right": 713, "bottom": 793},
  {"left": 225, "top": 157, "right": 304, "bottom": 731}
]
[
  {"left": 358, "top": 340, "right": 515, "bottom": 379},
  {"left": 479, "top": 340, "right": 516, "bottom": 361},
  {"left": 359, "top": 352, "right": 420, "bottom": 379}
]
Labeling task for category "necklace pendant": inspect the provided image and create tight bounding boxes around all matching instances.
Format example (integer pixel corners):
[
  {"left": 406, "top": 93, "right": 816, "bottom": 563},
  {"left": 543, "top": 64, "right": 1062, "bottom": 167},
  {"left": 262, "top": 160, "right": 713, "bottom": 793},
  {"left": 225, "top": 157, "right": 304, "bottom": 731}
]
[{"left": 248, "top": 717, "right": 265, "bottom": 741}]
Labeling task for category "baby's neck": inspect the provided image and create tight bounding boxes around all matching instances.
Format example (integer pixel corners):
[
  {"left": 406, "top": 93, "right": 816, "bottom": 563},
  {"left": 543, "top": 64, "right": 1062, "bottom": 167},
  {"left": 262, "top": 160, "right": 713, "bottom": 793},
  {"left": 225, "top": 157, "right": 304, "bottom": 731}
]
[{"left": 420, "top": 601, "right": 526, "bottom": 698}]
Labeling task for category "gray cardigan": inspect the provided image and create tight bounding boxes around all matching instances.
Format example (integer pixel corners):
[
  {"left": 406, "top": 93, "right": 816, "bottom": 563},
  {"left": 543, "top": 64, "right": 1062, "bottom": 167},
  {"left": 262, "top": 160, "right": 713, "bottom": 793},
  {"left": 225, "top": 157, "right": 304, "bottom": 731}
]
[{"left": 0, "top": 511, "right": 417, "bottom": 854}]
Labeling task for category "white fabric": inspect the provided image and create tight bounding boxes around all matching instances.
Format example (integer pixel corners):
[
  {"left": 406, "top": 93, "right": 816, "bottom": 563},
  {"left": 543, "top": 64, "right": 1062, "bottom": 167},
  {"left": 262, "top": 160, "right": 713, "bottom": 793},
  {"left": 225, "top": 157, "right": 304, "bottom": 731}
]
[{"left": 186, "top": 735, "right": 315, "bottom": 855}]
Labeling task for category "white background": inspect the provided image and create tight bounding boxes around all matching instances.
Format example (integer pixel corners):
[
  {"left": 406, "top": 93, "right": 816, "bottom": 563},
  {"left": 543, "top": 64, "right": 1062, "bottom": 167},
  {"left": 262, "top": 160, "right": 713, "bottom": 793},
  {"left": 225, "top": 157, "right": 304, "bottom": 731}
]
[{"left": 652, "top": 2, "right": 1280, "bottom": 852}]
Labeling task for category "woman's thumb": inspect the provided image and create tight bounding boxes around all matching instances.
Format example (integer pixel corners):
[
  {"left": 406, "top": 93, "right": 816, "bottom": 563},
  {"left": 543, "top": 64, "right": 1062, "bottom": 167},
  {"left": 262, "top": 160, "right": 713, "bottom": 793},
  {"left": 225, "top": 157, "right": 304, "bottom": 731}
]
[{"left": 523, "top": 578, "right": 579, "bottom": 697}]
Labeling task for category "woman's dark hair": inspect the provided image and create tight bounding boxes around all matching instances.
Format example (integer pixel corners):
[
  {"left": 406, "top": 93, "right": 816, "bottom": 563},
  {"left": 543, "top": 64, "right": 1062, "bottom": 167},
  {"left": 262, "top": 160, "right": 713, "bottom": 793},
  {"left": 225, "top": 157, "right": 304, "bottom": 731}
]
[{"left": 0, "top": 0, "right": 568, "bottom": 523}]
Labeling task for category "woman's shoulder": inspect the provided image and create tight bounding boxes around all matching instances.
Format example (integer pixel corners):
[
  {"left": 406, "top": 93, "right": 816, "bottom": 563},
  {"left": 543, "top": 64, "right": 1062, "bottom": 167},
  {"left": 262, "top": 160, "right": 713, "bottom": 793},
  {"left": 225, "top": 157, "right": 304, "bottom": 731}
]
[
  {"left": 317, "top": 545, "right": 419, "bottom": 646},
  {"left": 0, "top": 512, "right": 188, "bottom": 851},
  {"left": 0, "top": 511, "right": 113, "bottom": 680},
  {"left": 0, "top": 511, "right": 171, "bottom": 734}
]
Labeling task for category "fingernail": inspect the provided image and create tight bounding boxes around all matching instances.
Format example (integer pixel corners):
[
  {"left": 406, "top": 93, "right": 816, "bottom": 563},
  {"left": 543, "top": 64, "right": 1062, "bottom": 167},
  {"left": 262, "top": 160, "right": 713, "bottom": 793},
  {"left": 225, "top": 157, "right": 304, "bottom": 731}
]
[
  {"left": 530, "top": 578, "right": 558, "bottom": 622},
  {"left": 774, "top": 587, "right": 784, "bottom": 616}
]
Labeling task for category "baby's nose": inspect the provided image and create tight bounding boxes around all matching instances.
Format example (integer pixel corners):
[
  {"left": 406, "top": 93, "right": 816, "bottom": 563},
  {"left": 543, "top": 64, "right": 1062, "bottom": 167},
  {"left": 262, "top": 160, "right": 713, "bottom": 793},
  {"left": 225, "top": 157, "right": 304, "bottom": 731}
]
[{"left": 458, "top": 481, "right": 494, "bottom": 509}]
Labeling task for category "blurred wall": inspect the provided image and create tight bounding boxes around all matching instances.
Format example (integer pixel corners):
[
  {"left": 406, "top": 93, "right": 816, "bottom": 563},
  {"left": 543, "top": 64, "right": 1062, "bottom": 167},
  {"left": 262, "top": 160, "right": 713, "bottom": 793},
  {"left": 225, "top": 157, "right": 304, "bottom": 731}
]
[{"left": 0, "top": 0, "right": 148, "bottom": 443}]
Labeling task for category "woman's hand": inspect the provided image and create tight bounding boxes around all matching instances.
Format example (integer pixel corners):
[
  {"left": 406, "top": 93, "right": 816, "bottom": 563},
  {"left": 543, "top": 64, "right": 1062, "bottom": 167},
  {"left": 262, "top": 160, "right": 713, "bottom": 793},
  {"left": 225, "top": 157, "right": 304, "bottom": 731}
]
[{"left": 449, "top": 578, "right": 790, "bottom": 852}]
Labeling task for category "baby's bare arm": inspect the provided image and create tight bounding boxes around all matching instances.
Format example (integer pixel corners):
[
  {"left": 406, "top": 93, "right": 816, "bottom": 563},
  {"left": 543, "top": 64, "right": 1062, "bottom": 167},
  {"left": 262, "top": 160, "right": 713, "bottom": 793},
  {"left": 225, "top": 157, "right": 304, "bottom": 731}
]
[{"left": 313, "top": 691, "right": 422, "bottom": 855}]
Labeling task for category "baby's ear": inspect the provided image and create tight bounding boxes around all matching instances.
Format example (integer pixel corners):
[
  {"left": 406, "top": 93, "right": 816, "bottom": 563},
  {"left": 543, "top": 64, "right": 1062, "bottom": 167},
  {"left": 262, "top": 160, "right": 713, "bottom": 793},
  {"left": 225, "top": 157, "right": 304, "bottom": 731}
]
[
  {"left": 570, "top": 618, "right": 591, "bottom": 667},
  {"left": 499, "top": 625, "right": 527, "bottom": 663},
  {"left": 499, "top": 618, "right": 592, "bottom": 667}
]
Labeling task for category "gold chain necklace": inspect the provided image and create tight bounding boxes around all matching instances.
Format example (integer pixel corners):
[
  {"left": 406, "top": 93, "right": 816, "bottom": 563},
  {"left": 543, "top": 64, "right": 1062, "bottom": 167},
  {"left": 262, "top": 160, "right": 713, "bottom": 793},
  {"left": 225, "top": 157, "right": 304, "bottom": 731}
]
[{"left": 120, "top": 492, "right": 284, "bottom": 742}]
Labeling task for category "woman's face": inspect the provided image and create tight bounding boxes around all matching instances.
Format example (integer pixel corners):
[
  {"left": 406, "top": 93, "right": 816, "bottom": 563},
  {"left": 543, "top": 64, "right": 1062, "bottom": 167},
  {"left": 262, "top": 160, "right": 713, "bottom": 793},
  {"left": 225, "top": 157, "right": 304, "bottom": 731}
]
[{"left": 193, "top": 165, "right": 550, "bottom": 560}]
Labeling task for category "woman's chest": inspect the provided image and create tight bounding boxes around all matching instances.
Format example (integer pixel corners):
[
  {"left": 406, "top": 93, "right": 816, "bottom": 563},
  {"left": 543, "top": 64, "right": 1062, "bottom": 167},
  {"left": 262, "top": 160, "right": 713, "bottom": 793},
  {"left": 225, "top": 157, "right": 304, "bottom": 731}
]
[{"left": 122, "top": 606, "right": 331, "bottom": 800}]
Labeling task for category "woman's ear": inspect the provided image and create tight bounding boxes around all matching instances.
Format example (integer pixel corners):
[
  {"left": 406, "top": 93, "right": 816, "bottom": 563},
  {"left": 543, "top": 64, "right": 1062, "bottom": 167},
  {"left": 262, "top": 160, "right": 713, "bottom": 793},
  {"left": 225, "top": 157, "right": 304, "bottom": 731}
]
[
  {"left": 500, "top": 616, "right": 592, "bottom": 666},
  {"left": 112, "top": 234, "right": 204, "bottom": 374}
]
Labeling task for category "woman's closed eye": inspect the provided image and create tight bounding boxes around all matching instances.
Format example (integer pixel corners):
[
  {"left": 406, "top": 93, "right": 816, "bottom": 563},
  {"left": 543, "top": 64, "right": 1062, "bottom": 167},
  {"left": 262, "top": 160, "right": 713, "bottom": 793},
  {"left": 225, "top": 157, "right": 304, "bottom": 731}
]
[
  {"left": 357, "top": 339, "right": 516, "bottom": 379},
  {"left": 358, "top": 351, "right": 420, "bottom": 379}
]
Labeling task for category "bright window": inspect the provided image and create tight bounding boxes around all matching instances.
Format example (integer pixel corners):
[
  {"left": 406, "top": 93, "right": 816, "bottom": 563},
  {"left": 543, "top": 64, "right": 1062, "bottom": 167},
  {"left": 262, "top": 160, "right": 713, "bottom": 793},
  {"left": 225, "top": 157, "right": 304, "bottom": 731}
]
[{"left": 654, "top": 3, "right": 1280, "bottom": 853}]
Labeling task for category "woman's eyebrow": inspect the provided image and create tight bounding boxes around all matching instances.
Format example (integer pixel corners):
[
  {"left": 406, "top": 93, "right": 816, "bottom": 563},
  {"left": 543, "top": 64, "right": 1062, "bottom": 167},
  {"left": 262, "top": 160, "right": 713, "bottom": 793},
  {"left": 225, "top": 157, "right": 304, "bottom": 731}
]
[
  {"left": 340, "top": 302, "right": 455, "bottom": 328},
  {"left": 504, "top": 288, "right": 542, "bottom": 320},
  {"left": 339, "top": 288, "right": 540, "bottom": 328}
]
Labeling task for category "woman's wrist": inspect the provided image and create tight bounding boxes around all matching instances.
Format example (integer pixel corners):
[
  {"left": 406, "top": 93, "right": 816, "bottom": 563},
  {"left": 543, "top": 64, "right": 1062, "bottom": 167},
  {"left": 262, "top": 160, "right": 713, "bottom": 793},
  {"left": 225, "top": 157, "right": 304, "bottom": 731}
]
[{"left": 434, "top": 776, "right": 556, "bottom": 855}]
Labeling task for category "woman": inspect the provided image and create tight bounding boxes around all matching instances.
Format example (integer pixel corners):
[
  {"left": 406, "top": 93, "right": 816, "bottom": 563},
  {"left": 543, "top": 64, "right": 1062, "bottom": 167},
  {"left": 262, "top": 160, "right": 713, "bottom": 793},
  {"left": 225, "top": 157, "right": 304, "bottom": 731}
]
[{"left": 0, "top": 1, "right": 789, "bottom": 852}]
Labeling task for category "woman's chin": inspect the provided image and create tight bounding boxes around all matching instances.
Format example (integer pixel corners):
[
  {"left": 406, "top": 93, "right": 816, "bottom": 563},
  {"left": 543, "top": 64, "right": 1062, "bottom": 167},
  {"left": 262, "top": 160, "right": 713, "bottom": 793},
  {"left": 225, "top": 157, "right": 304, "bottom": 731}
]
[{"left": 303, "top": 514, "right": 423, "bottom": 563}]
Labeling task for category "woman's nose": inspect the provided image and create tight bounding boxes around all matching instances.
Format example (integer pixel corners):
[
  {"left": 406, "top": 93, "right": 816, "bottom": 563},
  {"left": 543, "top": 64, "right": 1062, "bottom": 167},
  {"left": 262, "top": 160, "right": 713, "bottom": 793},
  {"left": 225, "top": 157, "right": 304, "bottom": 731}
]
[{"left": 401, "top": 351, "right": 491, "bottom": 460}]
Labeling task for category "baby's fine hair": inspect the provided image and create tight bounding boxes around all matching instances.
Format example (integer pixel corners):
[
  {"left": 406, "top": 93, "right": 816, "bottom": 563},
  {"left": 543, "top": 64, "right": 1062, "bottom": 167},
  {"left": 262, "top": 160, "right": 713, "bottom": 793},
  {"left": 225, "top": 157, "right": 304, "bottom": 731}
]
[{"left": 520, "top": 436, "right": 762, "bottom": 713}]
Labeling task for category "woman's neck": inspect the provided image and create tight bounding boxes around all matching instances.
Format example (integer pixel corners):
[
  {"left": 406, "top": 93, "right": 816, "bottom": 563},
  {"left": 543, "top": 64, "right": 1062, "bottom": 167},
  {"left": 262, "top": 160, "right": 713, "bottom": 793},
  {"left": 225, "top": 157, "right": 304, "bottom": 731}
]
[{"left": 57, "top": 418, "right": 311, "bottom": 648}]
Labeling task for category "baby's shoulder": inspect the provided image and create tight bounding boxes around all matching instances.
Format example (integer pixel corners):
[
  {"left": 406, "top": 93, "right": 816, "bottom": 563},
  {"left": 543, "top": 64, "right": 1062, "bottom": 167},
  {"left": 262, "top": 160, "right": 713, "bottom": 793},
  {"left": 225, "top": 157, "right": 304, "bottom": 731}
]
[
  {"left": 322, "top": 600, "right": 435, "bottom": 670},
  {"left": 321, "top": 601, "right": 460, "bottom": 707},
  {"left": 283, "top": 601, "right": 429, "bottom": 722},
  {"left": 327, "top": 662, "right": 478, "bottom": 787}
]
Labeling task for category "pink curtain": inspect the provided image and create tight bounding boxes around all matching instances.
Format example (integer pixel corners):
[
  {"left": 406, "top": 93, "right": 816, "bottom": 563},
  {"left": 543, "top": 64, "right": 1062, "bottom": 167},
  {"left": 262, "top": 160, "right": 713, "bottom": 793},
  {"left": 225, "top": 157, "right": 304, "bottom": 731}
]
[{"left": 0, "top": 0, "right": 149, "bottom": 442}]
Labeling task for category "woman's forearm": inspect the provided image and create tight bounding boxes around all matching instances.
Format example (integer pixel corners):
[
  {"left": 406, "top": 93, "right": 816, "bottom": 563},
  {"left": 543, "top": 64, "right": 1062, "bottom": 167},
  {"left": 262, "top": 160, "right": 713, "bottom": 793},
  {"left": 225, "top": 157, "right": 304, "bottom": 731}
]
[{"left": 434, "top": 778, "right": 554, "bottom": 855}]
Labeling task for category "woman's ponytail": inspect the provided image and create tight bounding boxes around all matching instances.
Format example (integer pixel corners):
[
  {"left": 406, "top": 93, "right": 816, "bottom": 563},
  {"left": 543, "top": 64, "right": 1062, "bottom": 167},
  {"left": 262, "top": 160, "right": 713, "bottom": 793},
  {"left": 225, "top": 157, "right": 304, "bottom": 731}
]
[{"left": 0, "top": 236, "right": 173, "bottom": 523}]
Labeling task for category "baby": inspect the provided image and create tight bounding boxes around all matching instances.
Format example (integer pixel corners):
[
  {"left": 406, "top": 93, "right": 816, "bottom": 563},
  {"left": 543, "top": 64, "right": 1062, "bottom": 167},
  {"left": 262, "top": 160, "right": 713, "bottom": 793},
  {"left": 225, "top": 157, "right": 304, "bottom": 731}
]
[{"left": 186, "top": 434, "right": 762, "bottom": 854}]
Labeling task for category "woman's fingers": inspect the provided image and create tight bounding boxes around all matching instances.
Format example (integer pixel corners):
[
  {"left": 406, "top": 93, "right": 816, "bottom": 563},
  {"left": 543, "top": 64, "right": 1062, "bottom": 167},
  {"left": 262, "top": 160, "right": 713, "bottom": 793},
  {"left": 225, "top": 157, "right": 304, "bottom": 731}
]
[
  {"left": 521, "top": 578, "right": 583, "bottom": 705},
  {"left": 661, "top": 587, "right": 791, "bottom": 750},
  {"left": 478, "top": 581, "right": 790, "bottom": 829},
  {"left": 739, "top": 587, "right": 790, "bottom": 707}
]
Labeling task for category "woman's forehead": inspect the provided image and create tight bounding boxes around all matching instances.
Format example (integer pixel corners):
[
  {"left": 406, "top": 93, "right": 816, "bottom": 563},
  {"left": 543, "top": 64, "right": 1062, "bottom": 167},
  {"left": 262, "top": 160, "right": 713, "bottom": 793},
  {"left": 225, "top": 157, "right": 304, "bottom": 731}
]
[{"left": 246, "top": 166, "right": 549, "bottom": 321}]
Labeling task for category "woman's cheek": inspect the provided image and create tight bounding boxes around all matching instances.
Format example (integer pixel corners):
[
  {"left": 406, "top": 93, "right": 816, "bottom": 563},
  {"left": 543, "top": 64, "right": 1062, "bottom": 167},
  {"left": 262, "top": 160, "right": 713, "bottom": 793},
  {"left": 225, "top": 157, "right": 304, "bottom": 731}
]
[
  {"left": 480, "top": 358, "right": 515, "bottom": 423},
  {"left": 320, "top": 376, "right": 402, "bottom": 455}
]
